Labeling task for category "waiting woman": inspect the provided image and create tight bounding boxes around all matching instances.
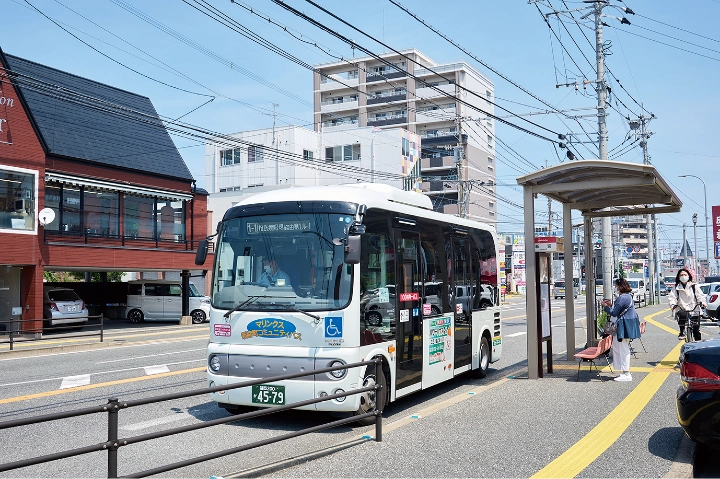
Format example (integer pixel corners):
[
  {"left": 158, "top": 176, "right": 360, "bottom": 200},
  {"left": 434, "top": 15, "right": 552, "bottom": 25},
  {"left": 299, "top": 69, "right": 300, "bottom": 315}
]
[{"left": 602, "top": 278, "right": 641, "bottom": 382}]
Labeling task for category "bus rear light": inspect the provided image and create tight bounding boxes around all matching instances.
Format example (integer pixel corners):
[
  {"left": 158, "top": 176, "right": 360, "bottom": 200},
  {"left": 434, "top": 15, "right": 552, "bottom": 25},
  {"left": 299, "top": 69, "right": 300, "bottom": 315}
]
[{"left": 388, "top": 345, "right": 396, "bottom": 354}]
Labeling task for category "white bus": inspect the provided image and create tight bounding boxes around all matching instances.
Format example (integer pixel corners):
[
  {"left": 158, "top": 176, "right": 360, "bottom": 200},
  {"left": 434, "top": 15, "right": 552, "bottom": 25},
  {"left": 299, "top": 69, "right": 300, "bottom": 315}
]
[{"left": 198, "top": 184, "right": 502, "bottom": 424}]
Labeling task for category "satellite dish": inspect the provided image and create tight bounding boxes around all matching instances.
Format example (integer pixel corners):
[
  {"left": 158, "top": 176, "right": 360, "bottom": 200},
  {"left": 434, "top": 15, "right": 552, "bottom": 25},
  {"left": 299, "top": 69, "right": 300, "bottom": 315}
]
[{"left": 38, "top": 208, "right": 56, "bottom": 226}]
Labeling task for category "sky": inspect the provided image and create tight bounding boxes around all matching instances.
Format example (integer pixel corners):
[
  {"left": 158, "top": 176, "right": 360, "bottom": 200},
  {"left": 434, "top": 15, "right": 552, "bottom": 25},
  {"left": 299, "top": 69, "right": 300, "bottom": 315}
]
[{"left": 2, "top": 0, "right": 719, "bottom": 263}]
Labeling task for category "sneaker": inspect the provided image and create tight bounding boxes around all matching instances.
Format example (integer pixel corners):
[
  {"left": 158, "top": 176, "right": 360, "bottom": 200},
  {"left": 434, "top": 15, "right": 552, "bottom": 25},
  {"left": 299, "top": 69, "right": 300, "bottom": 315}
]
[
  {"left": 678, "top": 333, "right": 685, "bottom": 340},
  {"left": 614, "top": 374, "right": 632, "bottom": 382}
]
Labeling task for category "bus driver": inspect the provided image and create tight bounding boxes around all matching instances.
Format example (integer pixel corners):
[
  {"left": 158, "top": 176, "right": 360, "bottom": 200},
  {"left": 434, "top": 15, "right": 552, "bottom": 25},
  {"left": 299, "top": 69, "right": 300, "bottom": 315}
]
[{"left": 258, "top": 259, "right": 291, "bottom": 287}]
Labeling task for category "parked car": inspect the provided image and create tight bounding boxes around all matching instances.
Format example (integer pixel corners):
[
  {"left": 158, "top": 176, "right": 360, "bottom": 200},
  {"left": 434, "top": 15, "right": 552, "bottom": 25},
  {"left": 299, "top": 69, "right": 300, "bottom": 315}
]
[
  {"left": 676, "top": 338, "right": 720, "bottom": 447},
  {"left": 704, "top": 282, "right": 720, "bottom": 321},
  {"left": 126, "top": 280, "right": 210, "bottom": 324},
  {"left": 595, "top": 278, "right": 604, "bottom": 297},
  {"left": 43, "top": 287, "right": 89, "bottom": 329},
  {"left": 660, "top": 283, "right": 670, "bottom": 295},
  {"left": 360, "top": 285, "right": 395, "bottom": 327},
  {"left": 553, "top": 280, "right": 577, "bottom": 299}
]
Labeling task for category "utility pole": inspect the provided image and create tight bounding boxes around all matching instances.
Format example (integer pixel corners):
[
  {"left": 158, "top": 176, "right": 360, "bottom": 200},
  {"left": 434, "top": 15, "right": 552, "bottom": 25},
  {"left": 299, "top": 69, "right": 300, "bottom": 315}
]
[
  {"left": 632, "top": 111, "right": 657, "bottom": 302},
  {"left": 271, "top": 102, "right": 279, "bottom": 185},
  {"left": 693, "top": 213, "right": 699, "bottom": 276}
]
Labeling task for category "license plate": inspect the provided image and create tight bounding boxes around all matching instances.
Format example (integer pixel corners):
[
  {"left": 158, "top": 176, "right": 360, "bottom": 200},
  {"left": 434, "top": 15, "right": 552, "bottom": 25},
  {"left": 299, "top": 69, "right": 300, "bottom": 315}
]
[
  {"left": 251, "top": 385, "right": 285, "bottom": 405},
  {"left": 66, "top": 306, "right": 78, "bottom": 312}
]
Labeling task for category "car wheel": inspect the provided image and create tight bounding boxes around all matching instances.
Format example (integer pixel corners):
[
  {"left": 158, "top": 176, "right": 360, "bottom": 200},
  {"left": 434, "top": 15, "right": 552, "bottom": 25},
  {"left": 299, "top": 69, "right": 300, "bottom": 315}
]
[
  {"left": 366, "top": 311, "right": 382, "bottom": 326},
  {"left": 354, "top": 363, "right": 387, "bottom": 426},
  {"left": 471, "top": 336, "right": 490, "bottom": 379},
  {"left": 430, "top": 305, "right": 441, "bottom": 315},
  {"left": 127, "top": 309, "right": 144, "bottom": 323},
  {"left": 191, "top": 309, "right": 206, "bottom": 324}
]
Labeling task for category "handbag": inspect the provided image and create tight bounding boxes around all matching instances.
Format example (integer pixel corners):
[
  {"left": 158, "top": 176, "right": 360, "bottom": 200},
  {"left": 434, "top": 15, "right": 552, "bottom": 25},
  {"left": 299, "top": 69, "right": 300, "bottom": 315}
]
[{"left": 604, "top": 304, "right": 631, "bottom": 335}]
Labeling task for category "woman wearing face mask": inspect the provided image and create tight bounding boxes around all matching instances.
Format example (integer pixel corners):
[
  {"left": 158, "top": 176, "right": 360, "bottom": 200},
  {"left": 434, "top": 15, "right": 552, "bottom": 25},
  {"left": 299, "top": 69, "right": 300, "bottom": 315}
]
[
  {"left": 602, "top": 278, "right": 641, "bottom": 381},
  {"left": 668, "top": 268, "right": 707, "bottom": 340}
]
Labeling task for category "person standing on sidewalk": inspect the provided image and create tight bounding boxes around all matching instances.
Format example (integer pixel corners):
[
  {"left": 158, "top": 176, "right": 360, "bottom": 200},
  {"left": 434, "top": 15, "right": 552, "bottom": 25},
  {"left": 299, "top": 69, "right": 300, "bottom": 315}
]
[
  {"left": 668, "top": 267, "right": 706, "bottom": 341},
  {"left": 602, "top": 278, "right": 641, "bottom": 382}
]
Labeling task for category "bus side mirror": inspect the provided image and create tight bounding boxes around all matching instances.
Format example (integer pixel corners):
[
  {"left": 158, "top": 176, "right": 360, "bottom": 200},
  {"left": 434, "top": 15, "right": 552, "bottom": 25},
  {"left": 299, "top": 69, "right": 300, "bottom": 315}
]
[
  {"left": 344, "top": 235, "right": 361, "bottom": 264},
  {"left": 195, "top": 239, "right": 209, "bottom": 265}
]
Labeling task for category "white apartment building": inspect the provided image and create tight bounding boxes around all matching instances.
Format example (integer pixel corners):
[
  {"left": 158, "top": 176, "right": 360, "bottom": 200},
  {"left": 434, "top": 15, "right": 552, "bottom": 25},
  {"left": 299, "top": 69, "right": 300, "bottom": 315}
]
[{"left": 313, "top": 49, "right": 497, "bottom": 224}]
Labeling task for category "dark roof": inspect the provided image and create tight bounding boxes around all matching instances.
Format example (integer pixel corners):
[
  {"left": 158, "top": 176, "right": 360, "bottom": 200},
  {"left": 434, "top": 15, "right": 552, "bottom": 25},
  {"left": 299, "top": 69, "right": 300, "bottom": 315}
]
[{"left": 1, "top": 51, "right": 193, "bottom": 181}]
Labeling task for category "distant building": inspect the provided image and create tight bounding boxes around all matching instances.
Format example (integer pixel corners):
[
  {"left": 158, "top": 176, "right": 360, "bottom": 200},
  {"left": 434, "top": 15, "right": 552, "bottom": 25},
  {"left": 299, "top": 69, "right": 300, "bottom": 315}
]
[{"left": 313, "top": 49, "right": 496, "bottom": 224}]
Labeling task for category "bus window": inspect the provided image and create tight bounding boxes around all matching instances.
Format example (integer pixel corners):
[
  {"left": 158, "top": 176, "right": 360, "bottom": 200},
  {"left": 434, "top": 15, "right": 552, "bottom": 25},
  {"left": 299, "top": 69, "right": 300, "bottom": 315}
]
[
  {"left": 359, "top": 211, "right": 395, "bottom": 345},
  {"left": 420, "top": 222, "right": 447, "bottom": 316},
  {"left": 452, "top": 237, "right": 473, "bottom": 369}
]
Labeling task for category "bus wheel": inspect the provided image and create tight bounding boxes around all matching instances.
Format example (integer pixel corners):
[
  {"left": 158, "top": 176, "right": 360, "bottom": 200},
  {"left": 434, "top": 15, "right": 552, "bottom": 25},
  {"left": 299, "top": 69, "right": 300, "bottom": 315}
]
[
  {"left": 354, "top": 365, "right": 386, "bottom": 426},
  {"left": 471, "top": 336, "right": 490, "bottom": 379},
  {"left": 128, "top": 309, "right": 144, "bottom": 323}
]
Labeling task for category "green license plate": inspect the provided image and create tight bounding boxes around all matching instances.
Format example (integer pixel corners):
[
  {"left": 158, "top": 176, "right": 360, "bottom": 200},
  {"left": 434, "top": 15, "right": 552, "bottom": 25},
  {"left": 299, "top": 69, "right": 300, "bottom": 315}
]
[{"left": 251, "top": 384, "right": 285, "bottom": 405}]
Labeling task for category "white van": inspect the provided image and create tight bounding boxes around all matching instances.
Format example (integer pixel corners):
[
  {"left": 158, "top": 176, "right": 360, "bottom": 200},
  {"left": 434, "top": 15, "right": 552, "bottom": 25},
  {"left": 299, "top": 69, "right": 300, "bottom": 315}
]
[{"left": 126, "top": 280, "right": 210, "bottom": 324}]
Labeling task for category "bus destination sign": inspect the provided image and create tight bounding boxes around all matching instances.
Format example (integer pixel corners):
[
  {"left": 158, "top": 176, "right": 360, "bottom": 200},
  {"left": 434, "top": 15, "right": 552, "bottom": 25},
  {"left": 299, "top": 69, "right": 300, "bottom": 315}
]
[{"left": 247, "top": 221, "right": 312, "bottom": 235}]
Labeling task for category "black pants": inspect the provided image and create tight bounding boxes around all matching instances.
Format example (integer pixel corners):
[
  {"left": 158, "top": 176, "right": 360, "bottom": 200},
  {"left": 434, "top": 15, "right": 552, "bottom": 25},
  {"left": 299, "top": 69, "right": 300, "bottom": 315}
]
[{"left": 679, "top": 316, "right": 701, "bottom": 341}]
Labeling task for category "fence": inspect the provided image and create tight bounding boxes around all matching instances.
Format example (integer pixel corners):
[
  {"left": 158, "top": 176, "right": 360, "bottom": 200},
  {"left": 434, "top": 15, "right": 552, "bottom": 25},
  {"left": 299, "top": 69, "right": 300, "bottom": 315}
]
[
  {"left": 0, "top": 359, "right": 382, "bottom": 477},
  {"left": 0, "top": 314, "right": 104, "bottom": 351}
]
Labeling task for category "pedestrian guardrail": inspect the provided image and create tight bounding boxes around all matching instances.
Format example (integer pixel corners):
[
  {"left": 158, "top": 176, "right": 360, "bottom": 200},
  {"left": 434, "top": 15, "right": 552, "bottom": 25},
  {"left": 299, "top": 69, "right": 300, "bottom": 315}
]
[
  {"left": 0, "top": 314, "right": 104, "bottom": 351},
  {"left": 0, "top": 359, "right": 382, "bottom": 477}
]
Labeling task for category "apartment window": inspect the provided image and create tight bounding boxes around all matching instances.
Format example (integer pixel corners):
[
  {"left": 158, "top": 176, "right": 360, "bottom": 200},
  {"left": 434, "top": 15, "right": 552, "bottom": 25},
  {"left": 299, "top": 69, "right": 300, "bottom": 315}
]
[
  {"left": 349, "top": 95, "right": 358, "bottom": 101},
  {"left": 488, "top": 180, "right": 495, "bottom": 187},
  {"left": 84, "top": 190, "right": 119, "bottom": 236},
  {"left": 489, "top": 202, "right": 494, "bottom": 209},
  {"left": 488, "top": 157, "right": 494, "bottom": 166},
  {"left": 488, "top": 166, "right": 493, "bottom": 172},
  {"left": 489, "top": 211, "right": 495, "bottom": 217},
  {"left": 348, "top": 70, "right": 359, "bottom": 79},
  {"left": 332, "top": 97, "right": 343, "bottom": 104},
  {"left": 248, "top": 145, "right": 264, "bottom": 163},
  {"left": 219, "top": 188, "right": 227, "bottom": 192},
  {"left": 486, "top": 90, "right": 492, "bottom": 100},
  {"left": 303, "top": 149, "right": 314, "bottom": 161},
  {"left": 220, "top": 148, "right": 241, "bottom": 166}
]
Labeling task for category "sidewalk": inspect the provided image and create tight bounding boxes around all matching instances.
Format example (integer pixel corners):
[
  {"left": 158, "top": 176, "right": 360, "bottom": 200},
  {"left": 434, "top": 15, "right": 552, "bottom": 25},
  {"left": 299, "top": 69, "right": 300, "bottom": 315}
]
[{"left": 259, "top": 303, "right": 692, "bottom": 478}]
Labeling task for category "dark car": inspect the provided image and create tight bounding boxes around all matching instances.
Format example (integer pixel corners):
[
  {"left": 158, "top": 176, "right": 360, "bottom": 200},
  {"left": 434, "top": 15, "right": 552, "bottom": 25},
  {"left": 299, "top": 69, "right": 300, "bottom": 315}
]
[{"left": 677, "top": 339, "right": 720, "bottom": 447}]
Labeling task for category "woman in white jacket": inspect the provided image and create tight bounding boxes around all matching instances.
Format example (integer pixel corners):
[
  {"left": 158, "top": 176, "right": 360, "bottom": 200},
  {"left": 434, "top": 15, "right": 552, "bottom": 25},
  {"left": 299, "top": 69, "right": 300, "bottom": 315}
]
[{"left": 668, "top": 267, "right": 707, "bottom": 340}]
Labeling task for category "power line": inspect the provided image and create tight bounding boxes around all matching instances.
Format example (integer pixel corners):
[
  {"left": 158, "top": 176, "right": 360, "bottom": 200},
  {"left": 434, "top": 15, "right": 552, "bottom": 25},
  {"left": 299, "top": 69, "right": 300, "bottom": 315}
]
[{"left": 635, "top": 13, "right": 720, "bottom": 45}]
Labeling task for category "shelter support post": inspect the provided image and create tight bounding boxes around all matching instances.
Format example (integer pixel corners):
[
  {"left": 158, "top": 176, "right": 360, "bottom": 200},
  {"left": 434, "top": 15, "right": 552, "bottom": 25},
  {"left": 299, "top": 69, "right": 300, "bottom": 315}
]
[
  {"left": 524, "top": 186, "right": 539, "bottom": 379},
  {"left": 563, "top": 203, "right": 575, "bottom": 360},
  {"left": 584, "top": 215, "right": 597, "bottom": 347}
]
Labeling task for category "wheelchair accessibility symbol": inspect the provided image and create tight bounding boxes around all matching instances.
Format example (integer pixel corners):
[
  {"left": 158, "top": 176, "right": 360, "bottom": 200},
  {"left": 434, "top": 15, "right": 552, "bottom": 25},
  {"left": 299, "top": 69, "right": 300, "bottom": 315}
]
[{"left": 324, "top": 316, "right": 343, "bottom": 338}]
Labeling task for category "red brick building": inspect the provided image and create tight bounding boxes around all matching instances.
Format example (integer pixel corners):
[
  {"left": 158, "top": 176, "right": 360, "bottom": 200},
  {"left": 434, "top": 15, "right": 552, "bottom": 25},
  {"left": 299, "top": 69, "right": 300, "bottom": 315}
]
[{"left": 0, "top": 48, "right": 210, "bottom": 333}]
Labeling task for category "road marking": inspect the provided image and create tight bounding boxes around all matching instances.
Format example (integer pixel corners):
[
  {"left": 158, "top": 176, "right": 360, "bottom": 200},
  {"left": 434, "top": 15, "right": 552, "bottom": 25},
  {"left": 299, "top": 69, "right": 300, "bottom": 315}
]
[
  {"left": 59, "top": 374, "right": 91, "bottom": 390},
  {"left": 506, "top": 332, "right": 527, "bottom": 337},
  {"left": 0, "top": 367, "right": 206, "bottom": 405},
  {"left": 643, "top": 309, "right": 677, "bottom": 334},
  {"left": 550, "top": 364, "right": 678, "bottom": 374},
  {"left": 121, "top": 412, "right": 190, "bottom": 431},
  {"left": 96, "top": 348, "right": 206, "bottom": 364},
  {"left": 1, "top": 328, "right": 208, "bottom": 350},
  {"left": 531, "top": 308, "right": 681, "bottom": 479},
  {"left": 144, "top": 365, "right": 171, "bottom": 375}
]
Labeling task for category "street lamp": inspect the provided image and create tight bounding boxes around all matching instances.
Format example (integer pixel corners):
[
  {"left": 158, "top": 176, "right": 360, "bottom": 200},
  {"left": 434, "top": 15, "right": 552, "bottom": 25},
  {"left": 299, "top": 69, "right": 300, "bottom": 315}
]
[
  {"left": 692, "top": 213, "right": 698, "bottom": 276},
  {"left": 679, "top": 175, "right": 709, "bottom": 280}
]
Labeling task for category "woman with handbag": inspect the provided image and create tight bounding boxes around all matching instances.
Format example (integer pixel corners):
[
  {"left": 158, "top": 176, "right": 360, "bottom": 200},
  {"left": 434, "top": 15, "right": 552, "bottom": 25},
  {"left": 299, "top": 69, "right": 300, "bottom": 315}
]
[
  {"left": 668, "top": 267, "right": 707, "bottom": 341},
  {"left": 602, "top": 278, "right": 641, "bottom": 382}
]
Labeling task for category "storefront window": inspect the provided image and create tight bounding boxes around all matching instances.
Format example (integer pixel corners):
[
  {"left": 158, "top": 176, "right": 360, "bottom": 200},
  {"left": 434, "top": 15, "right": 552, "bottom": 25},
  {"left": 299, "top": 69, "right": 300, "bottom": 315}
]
[
  {"left": 156, "top": 200, "right": 185, "bottom": 241},
  {"left": 124, "top": 195, "right": 155, "bottom": 239},
  {"left": 61, "top": 186, "right": 82, "bottom": 233},
  {"left": 0, "top": 167, "right": 35, "bottom": 232},
  {"left": 44, "top": 184, "right": 61, "bottom": 231},
  {"left": 83, "top": 190, "right": 119, "bottom": 236}
]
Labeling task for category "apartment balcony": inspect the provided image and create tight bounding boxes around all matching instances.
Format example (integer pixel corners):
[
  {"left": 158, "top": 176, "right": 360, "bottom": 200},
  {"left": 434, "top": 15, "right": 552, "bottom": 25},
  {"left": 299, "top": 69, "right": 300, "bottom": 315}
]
[
  {"left": 320, "top": 100, "right": 359, "bottom": 114},
  {"left": 620, "top": 227, "right": 646, "bottom": 234},
  {"left": 367, "top": 115, "right": 408, "bottom": 127},
  {"left": 437, "top": 203, "right": 460, "bottom": 215},
  {"left": 366, "top": 71, "right": 406, "bottom": 83},
  {"left": 321, "top": 120, "right": 359, "bottom": 131},
  {"left": 415, "top": 109, "right": 456, "bottom": 124},
  {"left": 623, "top": 237, "right": 648, "bottom": 244},
  {"left": 421, "top": 156, "right": 456, "bottom": 171},
  {"left": 421, "top": 181, "right": 458, "bottom": 195},
  {"left": 367, "top": 92, "right": 407, "bottom": 105},
  {"left": 415, "top": 83, "right": 455, "bottom": 100},
  {"left": 421, "top": 132, "right": 467, "bottom": 147},
  {"left": 319, "top": 76, "right": 359, "bottom": 91}
]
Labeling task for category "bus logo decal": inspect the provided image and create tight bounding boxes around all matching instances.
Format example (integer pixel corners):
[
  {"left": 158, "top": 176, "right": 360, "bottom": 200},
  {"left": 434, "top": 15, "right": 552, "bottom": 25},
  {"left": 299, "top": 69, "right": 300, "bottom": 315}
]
[{"left": 242, "top": 318, "right": 302, "bottom": 341}]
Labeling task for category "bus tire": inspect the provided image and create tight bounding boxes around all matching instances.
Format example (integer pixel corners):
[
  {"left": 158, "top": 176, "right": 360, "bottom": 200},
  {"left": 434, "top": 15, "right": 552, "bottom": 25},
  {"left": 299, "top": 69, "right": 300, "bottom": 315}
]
[
  {"left": 471, "top": 336, "right": 490, "bottom": 379},
  {"left": 354, "top": 363, "right": 387, "bottom": 426},
  {"left": 366, "top": 311, "right": 382, "bottom": 327}
]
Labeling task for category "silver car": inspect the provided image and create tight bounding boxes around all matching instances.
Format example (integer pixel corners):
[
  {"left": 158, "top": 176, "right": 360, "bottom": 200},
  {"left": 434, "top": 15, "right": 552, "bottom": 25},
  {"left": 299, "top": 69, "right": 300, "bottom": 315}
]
[{"left": 43, "top": 288, "right": 89, "bottom": 328}]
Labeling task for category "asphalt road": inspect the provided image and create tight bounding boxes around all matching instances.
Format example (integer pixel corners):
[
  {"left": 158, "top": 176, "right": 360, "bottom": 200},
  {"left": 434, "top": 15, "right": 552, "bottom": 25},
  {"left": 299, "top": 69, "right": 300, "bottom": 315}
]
[{"left": 0, "top": 297, "right": 710, "bottom": 478}]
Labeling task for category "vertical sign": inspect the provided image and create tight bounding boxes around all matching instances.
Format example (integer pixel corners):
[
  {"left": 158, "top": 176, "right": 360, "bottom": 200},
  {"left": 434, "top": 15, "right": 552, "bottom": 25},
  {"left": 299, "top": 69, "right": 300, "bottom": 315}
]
[{"left": 713, "top": 205, "right": 720, "bottom": 259}]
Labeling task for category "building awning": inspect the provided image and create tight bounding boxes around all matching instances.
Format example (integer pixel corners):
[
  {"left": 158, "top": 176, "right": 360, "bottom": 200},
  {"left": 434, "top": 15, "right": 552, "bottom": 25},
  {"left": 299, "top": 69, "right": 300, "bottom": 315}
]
[
  {"left": 515, "top": 160, "right": 682, "bottom": 217},
  {"left": 45, "top": 172, "right": 193, "bottom": 202}
]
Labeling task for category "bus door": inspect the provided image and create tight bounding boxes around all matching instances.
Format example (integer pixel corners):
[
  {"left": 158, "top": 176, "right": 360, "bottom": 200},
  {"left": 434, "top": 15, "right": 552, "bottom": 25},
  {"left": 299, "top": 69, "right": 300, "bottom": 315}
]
[
  {"left": 452, "top": 238, "right": 473, "bottom": 370},
  {"left": 395, "top": 230, "right": 423, "bottom": 392}
]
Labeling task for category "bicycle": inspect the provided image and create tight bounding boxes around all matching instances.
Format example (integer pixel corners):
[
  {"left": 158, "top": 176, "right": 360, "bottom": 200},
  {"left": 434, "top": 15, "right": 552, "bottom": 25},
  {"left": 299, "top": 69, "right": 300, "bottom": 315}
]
[{"left": 675, "top": 304, "right": 706, "bottom": 343}]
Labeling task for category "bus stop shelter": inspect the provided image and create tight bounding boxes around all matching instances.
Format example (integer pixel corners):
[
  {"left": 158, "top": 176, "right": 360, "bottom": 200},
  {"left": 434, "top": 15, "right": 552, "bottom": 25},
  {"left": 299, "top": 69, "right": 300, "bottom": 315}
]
[{"left": 516, "top": 160, "right": 682, "bottom": 379}]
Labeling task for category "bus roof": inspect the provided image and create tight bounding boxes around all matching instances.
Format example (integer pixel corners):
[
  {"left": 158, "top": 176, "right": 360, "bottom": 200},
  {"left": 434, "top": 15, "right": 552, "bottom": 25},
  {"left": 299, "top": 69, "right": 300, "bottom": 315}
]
[{"left": 226, "top": 183, "right": 497, "bottom": 233}]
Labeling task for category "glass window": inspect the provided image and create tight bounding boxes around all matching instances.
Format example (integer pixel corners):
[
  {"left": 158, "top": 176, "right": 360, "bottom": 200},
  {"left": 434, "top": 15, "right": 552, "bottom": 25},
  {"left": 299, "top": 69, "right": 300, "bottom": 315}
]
[
  {"left": 303, "top": 149, "right": 314, "bottom": 161},
  {"left": 343, "top": 145, "right": 352, "bottom": 162},
  {"left": 157, "top": 200, "right": 185, "bottom": 241},
  {"left": 144, "top": 284, "right": 159, "bottom": 296},
  {"left": 44, "top": 184, "right": 61, "bottom": 231},
  {"left": 128, "top": 283, "right": 142, "bottom": 295},
  {"left": 0, "top": 167, "right": 35, "bottom": 232},
  {"left": 248, "top": 145, "right": 263, "bottom": 163},
  {"left": 84, "top": 190, "right": 119, "bottom": 236},
  {"left": 62, "top": 186, "right": 82, "bottom": 233},
  {"left": 168, "top": 284, "right": 182, "bottom": 296},
  {"left": 124, "top": 195, "right": 155, "bottom": 239}
]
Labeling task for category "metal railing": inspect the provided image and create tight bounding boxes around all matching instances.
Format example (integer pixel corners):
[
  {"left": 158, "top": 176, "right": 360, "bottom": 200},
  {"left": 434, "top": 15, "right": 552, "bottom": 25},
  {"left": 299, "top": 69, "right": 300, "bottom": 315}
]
[
  {"left": 0, "top": 314, "right": 104, "bottom": 351},
  {"left": 44, "top": 230, "right": 212, "bottom": 252},
  {"left": 0, "top": 359, "right": 382, "bottom": 477}
]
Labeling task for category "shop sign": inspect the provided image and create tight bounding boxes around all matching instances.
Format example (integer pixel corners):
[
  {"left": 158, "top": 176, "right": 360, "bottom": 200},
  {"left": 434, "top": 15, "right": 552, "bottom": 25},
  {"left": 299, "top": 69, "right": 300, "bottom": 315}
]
[
  {"left": 0, "top": 92, "right": 14, "bottom": 145},
  {"left": 714, "top": 205, "right": 720, "bottom": 259}
]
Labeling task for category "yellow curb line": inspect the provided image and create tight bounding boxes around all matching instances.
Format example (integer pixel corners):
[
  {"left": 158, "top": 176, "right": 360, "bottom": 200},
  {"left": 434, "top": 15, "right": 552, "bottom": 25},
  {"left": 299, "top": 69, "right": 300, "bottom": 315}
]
[{"left": 531, "top": 308, "right": 681, "bottom": 479}]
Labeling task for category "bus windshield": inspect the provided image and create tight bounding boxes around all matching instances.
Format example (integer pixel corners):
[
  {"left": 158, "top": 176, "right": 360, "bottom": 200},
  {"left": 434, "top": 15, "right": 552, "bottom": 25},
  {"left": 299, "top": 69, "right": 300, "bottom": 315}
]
[{"left": 211, "top": 213, "right": 354, "bottom": 312}]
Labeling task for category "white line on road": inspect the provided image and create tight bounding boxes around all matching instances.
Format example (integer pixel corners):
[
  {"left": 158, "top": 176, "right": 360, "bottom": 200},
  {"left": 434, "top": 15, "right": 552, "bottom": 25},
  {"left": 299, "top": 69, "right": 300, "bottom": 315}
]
[
  {"left": 144, "top": 365, "right": 171, "bottom": 375},
  {"left": 96, "top": 348, "right": 206, "bottom": 364},
  {"left": 120, "top": 413, "right": 190, "bottom": 431},
  {"left": 59, "top": 375, "right": 91, "bottom": 390},
  {"left": 506, "top": 332, "right": 527, "bottom": 337}
]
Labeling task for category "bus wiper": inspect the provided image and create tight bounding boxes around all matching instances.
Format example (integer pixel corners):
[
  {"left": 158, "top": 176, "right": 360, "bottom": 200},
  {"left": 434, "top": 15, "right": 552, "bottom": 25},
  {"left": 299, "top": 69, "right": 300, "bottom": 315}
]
[
  {"left": 223, "top": 295, "right": 291, "bottom": 318},
  {"left": 262, "top": 303, "right": 321, "bottom": 321}
]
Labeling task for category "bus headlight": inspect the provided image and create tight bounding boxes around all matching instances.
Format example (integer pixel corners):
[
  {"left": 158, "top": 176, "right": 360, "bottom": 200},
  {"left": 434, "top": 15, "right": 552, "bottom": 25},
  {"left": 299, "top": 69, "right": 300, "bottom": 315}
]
[
  {"left": 209, "top": 355, "right": 221, "bottom": 372},
  {"left": 327, "top": 360, "right": 347, "bottom": 379}
]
